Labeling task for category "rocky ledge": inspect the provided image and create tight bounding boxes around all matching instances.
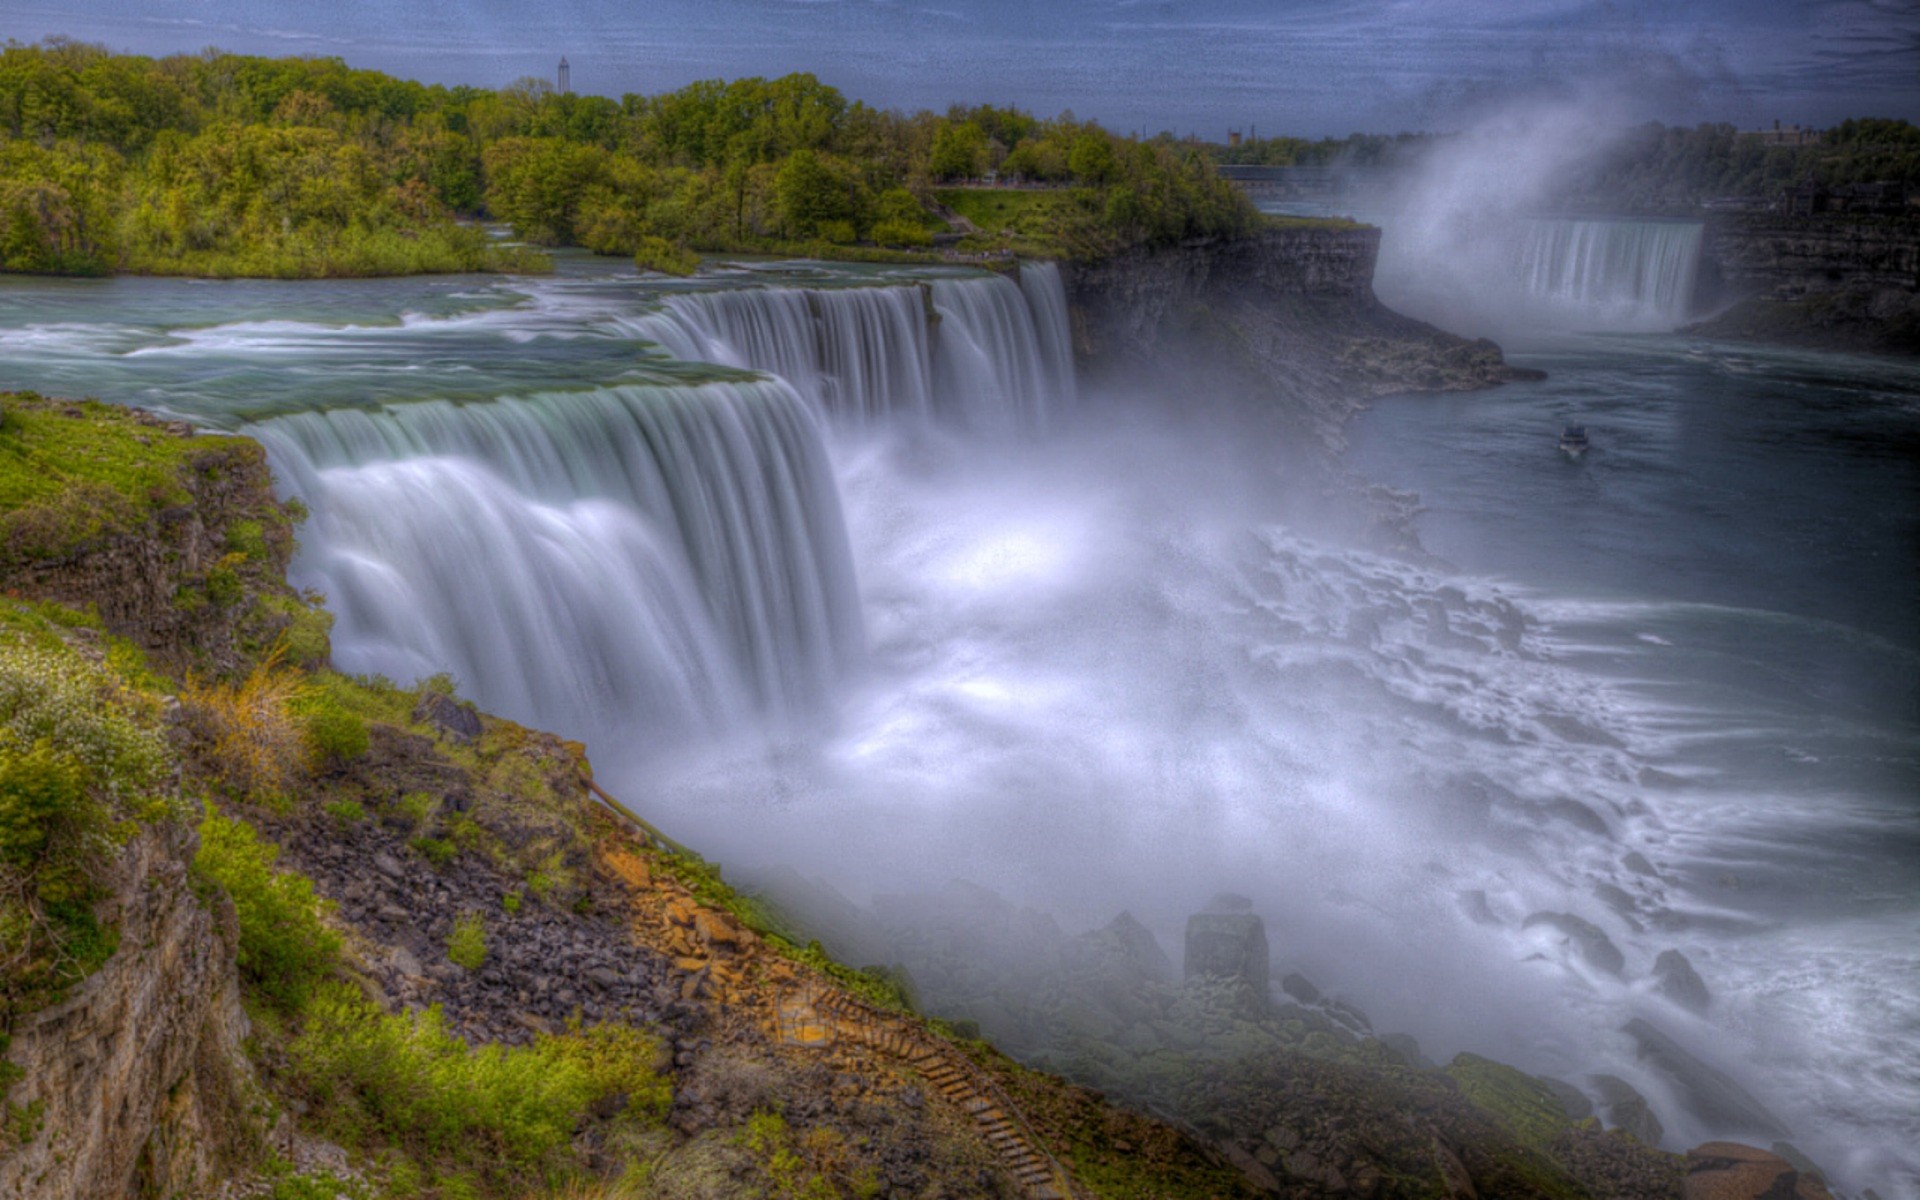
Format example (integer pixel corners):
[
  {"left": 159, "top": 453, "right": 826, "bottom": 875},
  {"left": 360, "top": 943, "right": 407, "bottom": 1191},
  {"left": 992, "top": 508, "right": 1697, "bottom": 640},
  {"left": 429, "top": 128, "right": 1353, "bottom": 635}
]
[{"left": 1058, "top": 226, "right": 1537, "bottom": 451}]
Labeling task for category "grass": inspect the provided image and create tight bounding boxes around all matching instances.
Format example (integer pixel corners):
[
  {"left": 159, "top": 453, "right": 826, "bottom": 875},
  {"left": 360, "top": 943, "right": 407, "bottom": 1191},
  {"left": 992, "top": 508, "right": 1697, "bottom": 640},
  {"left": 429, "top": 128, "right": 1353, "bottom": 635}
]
[{"left": 0, "top": 393, "right": 243, "bottom": 567}]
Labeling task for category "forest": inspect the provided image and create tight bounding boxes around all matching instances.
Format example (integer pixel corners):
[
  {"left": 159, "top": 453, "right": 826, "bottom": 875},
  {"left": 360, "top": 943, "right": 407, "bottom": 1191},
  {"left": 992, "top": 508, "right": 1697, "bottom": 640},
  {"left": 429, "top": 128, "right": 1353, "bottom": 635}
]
[{"left": 0, "top": 39, "right": 1255, "bottom": 277}]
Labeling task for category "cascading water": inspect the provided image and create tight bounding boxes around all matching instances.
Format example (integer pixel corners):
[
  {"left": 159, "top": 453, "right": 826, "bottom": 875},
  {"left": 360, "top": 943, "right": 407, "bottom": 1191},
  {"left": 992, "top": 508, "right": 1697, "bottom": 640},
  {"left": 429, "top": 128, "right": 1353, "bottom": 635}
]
[
  {"left": 0, "top": 258, "right": 1913, "bottom": 1199},
  {"left": 635, "top": 268, "right": 1074, "bottom": 429},
  {"left": 1369, "top": 208, "right": 1708, "bottom": 336},
  {"left": 1510, "top": 218, "right": 1704, "bottom": 330},
  {"left": 252, "top": 378, "right": 864, "bottom": 741}
]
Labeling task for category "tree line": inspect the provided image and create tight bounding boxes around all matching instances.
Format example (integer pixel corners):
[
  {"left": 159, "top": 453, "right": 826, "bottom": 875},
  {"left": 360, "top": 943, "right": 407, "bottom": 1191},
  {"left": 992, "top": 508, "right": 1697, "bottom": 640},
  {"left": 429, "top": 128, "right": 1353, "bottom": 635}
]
[{"left": 0, "top": 39, "right": 1256, "bottom": 277}]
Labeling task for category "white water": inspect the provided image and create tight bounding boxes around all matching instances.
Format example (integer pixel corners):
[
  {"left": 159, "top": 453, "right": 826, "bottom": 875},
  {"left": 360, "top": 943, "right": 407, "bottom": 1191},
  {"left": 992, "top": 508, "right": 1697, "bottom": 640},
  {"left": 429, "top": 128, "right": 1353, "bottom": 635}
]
[
  {"left": 1375, "top": 215, "right": 1707, "bottom": 335},
  {"left": 253, "top": 379, "right": 864, "bottom": 739},
  {"left": 635, "top": 264, "right": 1074, "bottom": 431},
  {"left": 0, "top": 259, "right": 1910, "bottom": 1198}
]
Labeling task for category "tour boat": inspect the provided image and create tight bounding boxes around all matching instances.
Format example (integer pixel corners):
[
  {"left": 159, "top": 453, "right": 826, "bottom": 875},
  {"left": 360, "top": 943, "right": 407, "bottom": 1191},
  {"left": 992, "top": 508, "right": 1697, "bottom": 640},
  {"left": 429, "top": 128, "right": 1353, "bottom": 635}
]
[{"left": 1558, "top": 425, "right": 1591, "bottom": 458}]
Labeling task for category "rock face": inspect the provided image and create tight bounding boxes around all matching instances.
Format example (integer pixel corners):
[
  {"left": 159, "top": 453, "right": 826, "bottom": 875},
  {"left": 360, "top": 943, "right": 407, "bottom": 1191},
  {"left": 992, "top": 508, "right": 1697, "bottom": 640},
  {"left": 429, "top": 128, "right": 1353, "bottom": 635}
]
[
  {"left": 1691, "top": 216, "right": 1920, "bottom": 355},
  {"left": 1594, "top": 1073, "right": 1667, "bottom": 1147},
  {"left": 1683, "top": 1141, "right": 1833, "bottom": 1200},
  {"left": 1183, "top": 895, "right": 1270, "bottom": 1008},
  {"left": 1625, "top": 1019, "right": 1792, "bottom": 1140},
  {"left": 0, "top": 410, "right": 307, "bottom": 675},
  {"left": 1059, "top": 227, "right": 1531, "bottom": 450},
  {"left": 0, "top": 825, "right": 261, "bottom": 1200}
]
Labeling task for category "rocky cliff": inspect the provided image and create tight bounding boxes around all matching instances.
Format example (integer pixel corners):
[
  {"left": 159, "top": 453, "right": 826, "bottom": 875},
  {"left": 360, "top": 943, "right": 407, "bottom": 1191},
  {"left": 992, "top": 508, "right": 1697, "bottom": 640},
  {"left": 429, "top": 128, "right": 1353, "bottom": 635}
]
[
  {"left": 0, "top": 826, "right": 261, "bottom": 1200},
  {"left": 1058, "top": 225, "right": 1530, "bottom": 450},
  {"left": 1690, "top": 215, "right": 1920, "bottom": 354}
]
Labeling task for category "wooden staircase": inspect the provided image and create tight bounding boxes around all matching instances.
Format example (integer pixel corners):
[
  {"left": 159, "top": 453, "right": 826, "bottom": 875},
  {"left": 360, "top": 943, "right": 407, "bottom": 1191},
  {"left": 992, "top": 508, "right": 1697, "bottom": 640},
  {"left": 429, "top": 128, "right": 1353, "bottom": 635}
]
[{"left": 784, "top": 984, "right": 1076, "bottom": 1200}]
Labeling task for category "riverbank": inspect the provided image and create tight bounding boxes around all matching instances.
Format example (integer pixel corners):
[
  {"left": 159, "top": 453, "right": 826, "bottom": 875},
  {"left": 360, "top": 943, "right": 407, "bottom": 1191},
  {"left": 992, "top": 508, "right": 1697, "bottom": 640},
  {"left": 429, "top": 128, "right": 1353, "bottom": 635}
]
[{"left": 1690, "top": 214, "right": 1920, "bottom": 356}]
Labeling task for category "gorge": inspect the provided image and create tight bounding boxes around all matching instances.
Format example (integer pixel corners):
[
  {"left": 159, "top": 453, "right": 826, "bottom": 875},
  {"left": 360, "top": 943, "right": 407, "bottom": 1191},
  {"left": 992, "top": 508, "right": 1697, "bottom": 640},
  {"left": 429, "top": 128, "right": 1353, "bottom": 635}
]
[{"left": 1, "top": 213, "right": 1915, "bottom": 1200}]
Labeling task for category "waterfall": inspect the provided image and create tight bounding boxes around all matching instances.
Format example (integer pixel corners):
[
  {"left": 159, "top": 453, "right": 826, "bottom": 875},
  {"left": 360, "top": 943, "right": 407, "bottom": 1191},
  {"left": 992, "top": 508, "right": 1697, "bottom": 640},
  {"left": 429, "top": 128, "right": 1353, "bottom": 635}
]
[
  {"left": 251, "top": 379, "right": 864, "bottom": 743},
  {"left": 636, "top": 269, "right": 1076, "bottom": 430},
  {"left": 659, "top": 286, "right": 936, "bottom": 423},
  {"left": 1510, "top": 219, "right": 1704, "bottom": 330}
]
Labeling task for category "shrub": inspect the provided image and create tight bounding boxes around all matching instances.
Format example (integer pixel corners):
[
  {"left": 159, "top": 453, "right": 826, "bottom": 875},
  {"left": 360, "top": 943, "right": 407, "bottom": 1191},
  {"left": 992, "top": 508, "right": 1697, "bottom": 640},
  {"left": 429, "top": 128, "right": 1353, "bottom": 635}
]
[
  {"left": 180, "top": 652, "right": 310, "bottom": 799},
  {"left": 0, "top": 636, "right": 171, "bottom": 1003},
  {"left": 322, "top": 799, "right": 364, "bottom": 825},
  {"left": 632, "top": 236, "right": 699, "bottom": 277},
  {"left": 411, "top": 836, "right": 456, "bottom": 868},
  {"left": 869, "top": 219, "right": 933, "bottom": 248},
  {"left": 298, "top": 697, "right": 370, "bottom": 768},
  {"left": 192, "top": 809, "right": 340, "bottom": 1012},
  {"left": 291, "top": 982, "right": 598, "bottom": 1181},
  {"left": 447, "top": 913, "right": 486, "bottom": 970}
]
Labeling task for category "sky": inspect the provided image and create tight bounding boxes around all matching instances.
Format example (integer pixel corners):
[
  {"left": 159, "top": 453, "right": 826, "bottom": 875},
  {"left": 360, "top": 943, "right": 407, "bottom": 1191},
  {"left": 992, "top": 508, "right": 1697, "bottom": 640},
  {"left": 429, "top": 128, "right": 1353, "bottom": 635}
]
[{"left": 8, "top": 0, "right": 1919, "bottom": 137}]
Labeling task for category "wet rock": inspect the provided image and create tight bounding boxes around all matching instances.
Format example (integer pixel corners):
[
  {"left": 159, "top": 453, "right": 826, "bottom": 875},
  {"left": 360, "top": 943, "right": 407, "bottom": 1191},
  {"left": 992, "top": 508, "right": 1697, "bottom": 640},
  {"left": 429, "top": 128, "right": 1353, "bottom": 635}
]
[
  {"left": 1592, "top": 1074, "right": 1665, "bottom": 1147},
  {"left": 1380, "top": 1033, "right": 1435, "bottom": 1070},
  {"left": 1624, "top": 852, "right": 1660, "bottom": 877},
  {"left": 1624, "top": 1019, "right": 1790, "bottom": 1140},
  {"left": 372, "top": 851, "right": 404, "bottom": 879},
  {"left": 1683, "top": 1141, "right": 1831, "bottom": 1200},
  {"left": 1458, "top": 890, "right": 1499, "bottom": 926},
  {"left": 1280, "top": 972, "right": 1322, "bottom": 1005},
  {"left": 1183, "top": 898, "right": 1270, "bottom": 1007},
  {"left": 1538, "top": 1076, "right": 1594, "bottom": 1121},
  {"left": 1654, "top": 950, "right": 1712, "bottom": 1014},
  {"left": 1522, "top": 911, "right": 1626, "bottom": 977}
]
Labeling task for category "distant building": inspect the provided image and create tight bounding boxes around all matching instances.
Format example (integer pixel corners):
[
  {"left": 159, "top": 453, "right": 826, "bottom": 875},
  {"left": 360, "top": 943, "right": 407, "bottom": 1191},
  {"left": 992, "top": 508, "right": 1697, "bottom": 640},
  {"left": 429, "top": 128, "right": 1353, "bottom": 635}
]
[
  {"left": 558, "top": 57, "right": 570, "bottom": 95},
  {"left": 1745, "top": 119, "right": 1819, "bottom": 147},
  {"left": 1227, "top": 129, "right": 1242, "bottom": 148}
]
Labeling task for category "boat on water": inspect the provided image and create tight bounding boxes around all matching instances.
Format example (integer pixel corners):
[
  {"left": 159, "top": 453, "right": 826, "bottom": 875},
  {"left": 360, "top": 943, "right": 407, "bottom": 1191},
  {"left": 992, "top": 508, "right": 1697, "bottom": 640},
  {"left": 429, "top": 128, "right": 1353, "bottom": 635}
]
[{"left": 1558, "top": 424, "right": 1591, "bottom": 458}]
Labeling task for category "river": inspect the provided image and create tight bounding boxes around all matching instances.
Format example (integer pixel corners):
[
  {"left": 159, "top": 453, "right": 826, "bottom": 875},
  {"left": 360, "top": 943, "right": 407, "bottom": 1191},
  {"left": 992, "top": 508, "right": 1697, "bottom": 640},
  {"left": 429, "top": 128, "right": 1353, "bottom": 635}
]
[{"left": 0, "top": 244, "right": 1913, "bottom": 1197}]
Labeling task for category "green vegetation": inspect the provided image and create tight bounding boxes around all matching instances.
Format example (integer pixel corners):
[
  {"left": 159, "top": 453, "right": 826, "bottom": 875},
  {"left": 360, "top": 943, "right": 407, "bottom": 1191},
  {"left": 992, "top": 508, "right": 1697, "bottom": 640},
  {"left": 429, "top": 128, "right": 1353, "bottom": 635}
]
[
  {"left": 0, "top": 623, "right": 172, "bottom": 1012},
  {"left": 0, "top": 40, "right": 1254, "bottom": 275},
  {"left": 0, "top": 392, "right": 229, "bottom": 566},
  {"left": 1569, "top": 118, "right": 1920, "bottom": 212},
  {"left": 291, "top": 983, "right": 664, "bottom": 1192},
  {"left": 447, "top": 912, "right": 487, "bottom": 970},
  {"left": 191, "top": 808, "right": 342, "bottom": 1013}
]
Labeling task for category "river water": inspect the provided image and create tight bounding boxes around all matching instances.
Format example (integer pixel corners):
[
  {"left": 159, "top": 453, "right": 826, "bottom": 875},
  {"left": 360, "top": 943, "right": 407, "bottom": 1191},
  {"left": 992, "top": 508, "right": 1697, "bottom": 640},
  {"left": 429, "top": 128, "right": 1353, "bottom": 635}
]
[{"left": 0, "top": 248, "right": 1914, "bottom": 1197}]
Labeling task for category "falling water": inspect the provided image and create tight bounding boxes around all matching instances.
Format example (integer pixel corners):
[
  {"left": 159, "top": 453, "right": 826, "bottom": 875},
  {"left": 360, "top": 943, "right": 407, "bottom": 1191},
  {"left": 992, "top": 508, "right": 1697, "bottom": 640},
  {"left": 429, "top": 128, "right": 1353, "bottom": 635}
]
[
  {"left": 1511, "top": 219, "right": 1705, "bottom": 329},
  {"left": 252, "top": 378, "right": 864, "bottom": 740}
]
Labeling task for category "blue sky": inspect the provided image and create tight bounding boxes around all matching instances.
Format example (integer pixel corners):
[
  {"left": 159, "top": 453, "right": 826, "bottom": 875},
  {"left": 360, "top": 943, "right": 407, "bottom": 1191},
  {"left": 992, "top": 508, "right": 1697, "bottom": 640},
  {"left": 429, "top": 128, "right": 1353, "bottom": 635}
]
[{"left": 9, "top": 0, "right": 1918, "bottom": 136}]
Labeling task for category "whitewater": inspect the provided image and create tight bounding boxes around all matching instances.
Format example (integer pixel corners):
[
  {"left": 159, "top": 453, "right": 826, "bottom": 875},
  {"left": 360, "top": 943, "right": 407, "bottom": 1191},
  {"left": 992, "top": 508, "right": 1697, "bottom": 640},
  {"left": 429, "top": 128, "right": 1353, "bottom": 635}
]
[{"left": 0, "top": 248, "right": 1913, "bottom": 1198}]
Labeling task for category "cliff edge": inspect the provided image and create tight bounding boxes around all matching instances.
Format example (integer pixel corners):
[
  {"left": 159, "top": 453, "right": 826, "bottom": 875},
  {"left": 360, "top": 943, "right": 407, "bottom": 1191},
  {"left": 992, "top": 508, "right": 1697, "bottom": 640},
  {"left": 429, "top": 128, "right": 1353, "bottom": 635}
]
[{"left": 1060, "top": 225, "right": 1532, "bottom": 450}]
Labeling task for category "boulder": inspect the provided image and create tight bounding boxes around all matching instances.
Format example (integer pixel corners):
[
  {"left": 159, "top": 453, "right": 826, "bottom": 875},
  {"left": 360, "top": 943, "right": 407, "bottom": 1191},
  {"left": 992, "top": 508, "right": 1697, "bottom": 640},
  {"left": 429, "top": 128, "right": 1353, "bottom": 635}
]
[
  {"left": 1280, "top": 972, "right": 1322, "bottom": 1005},
  {"left": 1183, "top": 897, "right": 1270, "bottom": 1007},
  {"left": 413, "top": 688, "right": 483, "bottom": 743},
  {"left": 1522, "top": 911, "right": 1626, "bottom": 977},
  {"left": 1538, "top": 1075, "right": 1594, "bottom": 1121},
  {"left": 1654, "top": 950, "right": 1712, "bottom": 1014},
  {"left": 1683, "top": 1141, "right": 1831, "bottom": 1200},
  {"left": 1624, "top": 1019, "right": 1791, "bottom": 1140},
  {"left": 1380, "top": 1032, "right": 1435, "bottom": 1070},
  {"left": 1592, "top": 1073, "right": 1666, "bottom": 1147}
]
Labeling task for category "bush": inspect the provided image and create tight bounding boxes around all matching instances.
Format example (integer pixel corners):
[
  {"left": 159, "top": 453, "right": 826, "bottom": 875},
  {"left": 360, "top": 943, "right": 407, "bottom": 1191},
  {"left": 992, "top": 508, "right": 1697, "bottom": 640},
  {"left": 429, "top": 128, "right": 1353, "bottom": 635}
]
[
  {"left": 322, "top": 799, "right": 364, "bottom": 825},
  {"left": 192, "top": 809, "right": 340, "bottom": 1012},
  {"left": 291, "top": 982, "right": 600, "bottom": 1182},
  {"left": 868, "top": 219, "right": 932, "bottom": 248},
  {"left": 0, "top": 635, "right": 171, "bottom": 1004},
  {"left": 447, "top": 913, "right": 486, "bottom": 970},
  {"left": 632, "top": 236, "right": 699, "bottom": 277},
  {"left": 298, "top": 697, "right": 370, "bottom": 768},
  {"left": 181, "top": 653, "right": 309, "bottom": 799}
]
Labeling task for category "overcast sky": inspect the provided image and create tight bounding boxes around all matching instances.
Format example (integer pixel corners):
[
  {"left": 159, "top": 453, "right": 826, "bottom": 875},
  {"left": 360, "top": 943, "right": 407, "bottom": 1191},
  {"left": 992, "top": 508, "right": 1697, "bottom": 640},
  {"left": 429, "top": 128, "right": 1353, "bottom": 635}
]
[{"left": 10, "top": 0, "right": 1919, "bottom": 136}]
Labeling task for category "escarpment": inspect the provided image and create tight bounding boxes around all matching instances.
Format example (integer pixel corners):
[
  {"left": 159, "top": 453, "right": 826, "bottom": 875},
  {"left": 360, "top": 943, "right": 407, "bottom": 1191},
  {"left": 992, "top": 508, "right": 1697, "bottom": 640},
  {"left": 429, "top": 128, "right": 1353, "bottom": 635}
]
[{"left": 1059, "top": 225, "right": 1532, "bottom": 450}]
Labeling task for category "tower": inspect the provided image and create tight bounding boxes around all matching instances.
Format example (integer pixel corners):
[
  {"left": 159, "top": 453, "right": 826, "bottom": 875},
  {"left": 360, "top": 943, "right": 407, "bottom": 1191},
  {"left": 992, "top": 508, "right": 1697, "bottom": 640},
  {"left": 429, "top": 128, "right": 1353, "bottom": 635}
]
[{"left": 558, "top": 57, "right": 570, "bottom": 95}]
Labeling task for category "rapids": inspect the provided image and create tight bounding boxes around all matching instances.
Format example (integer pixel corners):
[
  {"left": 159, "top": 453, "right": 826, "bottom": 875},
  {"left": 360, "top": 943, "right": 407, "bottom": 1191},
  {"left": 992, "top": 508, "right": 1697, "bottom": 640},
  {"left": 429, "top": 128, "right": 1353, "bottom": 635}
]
[{"left": 0, "top": 251, "right": 1914, "bottom": 1198}]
